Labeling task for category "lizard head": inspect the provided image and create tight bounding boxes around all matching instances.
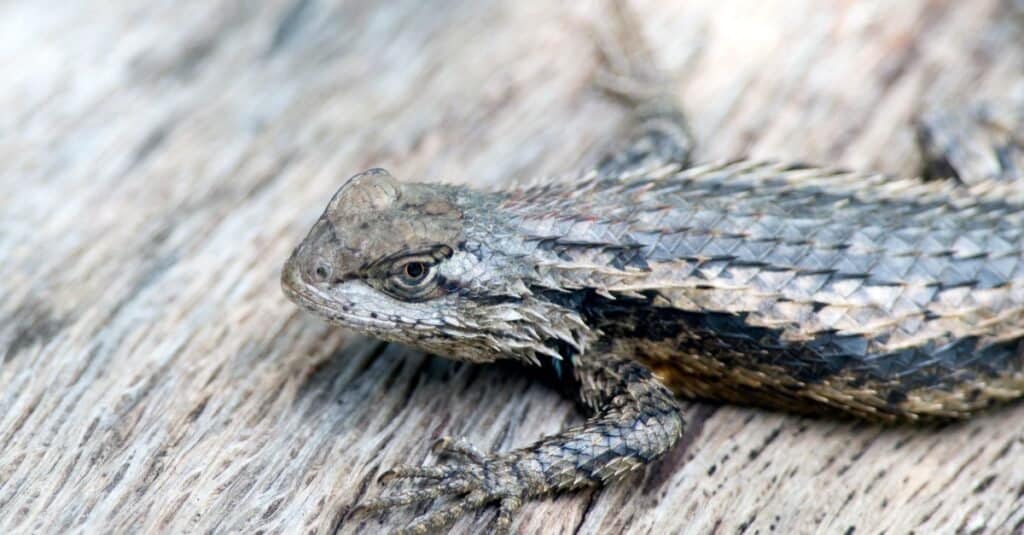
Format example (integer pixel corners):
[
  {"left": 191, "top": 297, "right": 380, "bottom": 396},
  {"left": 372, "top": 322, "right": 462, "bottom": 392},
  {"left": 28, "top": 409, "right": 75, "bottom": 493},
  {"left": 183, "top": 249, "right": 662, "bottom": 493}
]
[{"left": 282, "top": 168, "right": 590, "bottom": 364}]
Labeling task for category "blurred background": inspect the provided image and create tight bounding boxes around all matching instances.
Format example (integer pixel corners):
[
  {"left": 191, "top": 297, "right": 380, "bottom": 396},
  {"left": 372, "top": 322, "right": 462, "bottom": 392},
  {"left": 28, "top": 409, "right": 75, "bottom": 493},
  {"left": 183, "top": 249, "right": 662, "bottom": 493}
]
[{"left": 2, "top": 1, "right": 1023, "bottom": 533}]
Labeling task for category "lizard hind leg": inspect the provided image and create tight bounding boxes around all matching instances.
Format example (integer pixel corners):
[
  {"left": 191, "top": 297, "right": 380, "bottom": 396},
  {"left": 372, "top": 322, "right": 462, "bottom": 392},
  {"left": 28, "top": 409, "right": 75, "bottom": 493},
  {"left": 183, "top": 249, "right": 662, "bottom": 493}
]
[
  {"left": 591, "top": 1, "right": 697, "bottom": 178},
  {"left": 917, "top": 93, "right": 1024, "bottom": 185}
]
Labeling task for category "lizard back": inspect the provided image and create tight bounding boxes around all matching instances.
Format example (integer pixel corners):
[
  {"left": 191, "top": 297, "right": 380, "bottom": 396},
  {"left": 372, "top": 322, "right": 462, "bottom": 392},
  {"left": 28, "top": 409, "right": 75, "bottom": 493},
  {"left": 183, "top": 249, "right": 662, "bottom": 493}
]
[{"left": 502, "top": 161, "right": 1024, "bottom": 418}]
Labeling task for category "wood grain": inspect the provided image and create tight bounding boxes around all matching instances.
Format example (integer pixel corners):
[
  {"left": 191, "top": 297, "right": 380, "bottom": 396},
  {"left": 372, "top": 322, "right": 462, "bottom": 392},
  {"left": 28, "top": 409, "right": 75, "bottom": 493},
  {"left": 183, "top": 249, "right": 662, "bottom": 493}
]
[{"left": 2, "top": 1, "right": 1023, "bottom": 533}]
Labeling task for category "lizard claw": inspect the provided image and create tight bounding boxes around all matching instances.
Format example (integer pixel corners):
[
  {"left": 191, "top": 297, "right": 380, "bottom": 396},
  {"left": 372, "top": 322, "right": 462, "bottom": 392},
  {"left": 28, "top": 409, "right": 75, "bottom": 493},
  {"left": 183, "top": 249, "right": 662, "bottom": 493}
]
[{"left": 358, "top": 438, "right": 531, "bottom": 534}]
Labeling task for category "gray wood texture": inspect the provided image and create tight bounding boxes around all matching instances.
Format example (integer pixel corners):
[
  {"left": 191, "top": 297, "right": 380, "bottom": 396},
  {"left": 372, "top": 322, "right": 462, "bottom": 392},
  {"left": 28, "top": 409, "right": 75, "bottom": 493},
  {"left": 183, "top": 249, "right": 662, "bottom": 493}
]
[{"left": 3, "top": 1, "right": 1024, "bottom": 533}]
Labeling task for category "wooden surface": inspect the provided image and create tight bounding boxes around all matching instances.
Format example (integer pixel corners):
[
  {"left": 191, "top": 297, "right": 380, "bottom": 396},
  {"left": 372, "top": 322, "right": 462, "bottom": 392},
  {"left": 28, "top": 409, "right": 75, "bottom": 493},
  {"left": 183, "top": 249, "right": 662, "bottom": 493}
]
[{"left": 3, "top": 1, "right": 1024, "bottom": 533}]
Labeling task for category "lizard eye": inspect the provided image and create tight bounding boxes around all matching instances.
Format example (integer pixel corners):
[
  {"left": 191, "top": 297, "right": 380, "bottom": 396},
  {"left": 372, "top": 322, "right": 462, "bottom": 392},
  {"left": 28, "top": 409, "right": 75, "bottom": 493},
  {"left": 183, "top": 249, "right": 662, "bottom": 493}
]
[
  {"left": 403, "top": 262, "right": 427, "bottom": 280},
  {"left": 384, "top": 258, "right": 439, "bottom": 300},
  {"left": 373, "top": 245, "right": 453, "bottom": 301}
]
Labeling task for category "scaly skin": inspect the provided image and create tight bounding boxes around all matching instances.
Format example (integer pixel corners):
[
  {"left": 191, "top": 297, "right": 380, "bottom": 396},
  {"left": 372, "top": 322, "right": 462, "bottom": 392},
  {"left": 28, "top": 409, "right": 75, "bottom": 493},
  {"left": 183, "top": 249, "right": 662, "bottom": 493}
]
[{"left": 280, "top": 5, "right": 1024, "bottom": 534}]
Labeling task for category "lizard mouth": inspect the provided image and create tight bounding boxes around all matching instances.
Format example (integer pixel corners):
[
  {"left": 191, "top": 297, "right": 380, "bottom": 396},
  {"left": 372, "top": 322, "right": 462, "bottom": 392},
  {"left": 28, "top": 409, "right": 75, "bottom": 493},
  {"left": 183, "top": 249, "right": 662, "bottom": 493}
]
[
  {"left": 280, "top": 258, "right": 314, "bottom": 307},
  {"left": 281, "top": 259, "right": 408, "bottom": 332}
]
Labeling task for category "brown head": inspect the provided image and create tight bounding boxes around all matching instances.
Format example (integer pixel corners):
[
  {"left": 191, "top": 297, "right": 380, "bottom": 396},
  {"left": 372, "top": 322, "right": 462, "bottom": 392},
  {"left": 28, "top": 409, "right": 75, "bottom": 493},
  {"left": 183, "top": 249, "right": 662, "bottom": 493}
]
[{"left": 281, "top": 169, "right": 590, "bottom": 363}]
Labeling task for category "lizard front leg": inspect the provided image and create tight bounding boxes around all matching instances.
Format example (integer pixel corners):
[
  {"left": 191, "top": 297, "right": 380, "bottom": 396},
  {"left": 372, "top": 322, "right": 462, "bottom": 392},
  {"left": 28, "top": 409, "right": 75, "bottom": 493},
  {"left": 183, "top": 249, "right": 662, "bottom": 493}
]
[{"left": 358, "top": 353, "right": 685, "bottom": 534}]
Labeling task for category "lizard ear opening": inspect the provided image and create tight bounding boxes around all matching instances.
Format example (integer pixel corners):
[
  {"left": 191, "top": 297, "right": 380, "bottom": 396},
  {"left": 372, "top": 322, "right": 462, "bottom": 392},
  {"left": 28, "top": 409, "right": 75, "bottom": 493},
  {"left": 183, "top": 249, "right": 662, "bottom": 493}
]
[{"left": 328, "top": 168, "right": 402, "bottom": 215}]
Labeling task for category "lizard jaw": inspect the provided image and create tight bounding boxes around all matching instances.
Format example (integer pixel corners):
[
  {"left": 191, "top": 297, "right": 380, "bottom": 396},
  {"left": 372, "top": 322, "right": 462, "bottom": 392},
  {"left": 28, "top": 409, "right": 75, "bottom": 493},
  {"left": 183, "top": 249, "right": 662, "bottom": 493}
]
[{"left": 281, "top": 256, "right": 456, "bottom": 341}]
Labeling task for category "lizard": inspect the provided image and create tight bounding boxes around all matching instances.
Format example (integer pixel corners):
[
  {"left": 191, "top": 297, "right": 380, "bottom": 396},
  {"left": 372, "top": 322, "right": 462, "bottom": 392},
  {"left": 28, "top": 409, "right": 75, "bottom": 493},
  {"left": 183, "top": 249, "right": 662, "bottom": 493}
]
[{"left": 280, "top": 4, "right": 1024, "bottom": 533}]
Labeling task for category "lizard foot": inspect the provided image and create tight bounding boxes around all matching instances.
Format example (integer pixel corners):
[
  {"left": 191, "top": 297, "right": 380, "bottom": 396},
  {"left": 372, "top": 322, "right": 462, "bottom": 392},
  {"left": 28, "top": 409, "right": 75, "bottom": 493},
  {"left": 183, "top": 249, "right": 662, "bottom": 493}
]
[
  {"left": 587, "top": 1, "right": 696, "bottom": 176},
  {"left": 358, "top": 437, "right": 531, "bottom": 535},
  {"left": 917, "top": 93, "right": 1024, "bottom": 185},
  {"left": 590, "top": 1, "right": 669, "bottom": 105}
]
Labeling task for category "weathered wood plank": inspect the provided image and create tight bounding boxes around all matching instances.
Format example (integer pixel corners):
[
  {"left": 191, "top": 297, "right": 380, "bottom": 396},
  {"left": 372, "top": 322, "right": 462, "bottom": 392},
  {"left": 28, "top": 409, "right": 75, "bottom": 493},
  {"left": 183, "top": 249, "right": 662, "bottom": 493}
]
[{"left": 2, "top": 1, "right": 1023, "bottom": 533}]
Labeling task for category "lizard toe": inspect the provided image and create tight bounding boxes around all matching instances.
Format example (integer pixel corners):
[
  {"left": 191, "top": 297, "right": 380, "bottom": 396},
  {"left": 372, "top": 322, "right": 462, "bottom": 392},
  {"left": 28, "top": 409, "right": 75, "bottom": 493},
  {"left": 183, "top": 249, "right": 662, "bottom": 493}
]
[
  {"left": 431, "top": 435, "right": 488, "bottom": 463},
  {"left": 378, "top": 464, "right": 451, "bottom": 483},
  {"left": 362, "top": 445, "right": 533, "bottom": 533},
  {"left": 494, "top": 495, "right": 524, "bottom": 535},
  {"left": 357, "top": 478, "right": 473, "bottom": 513}
]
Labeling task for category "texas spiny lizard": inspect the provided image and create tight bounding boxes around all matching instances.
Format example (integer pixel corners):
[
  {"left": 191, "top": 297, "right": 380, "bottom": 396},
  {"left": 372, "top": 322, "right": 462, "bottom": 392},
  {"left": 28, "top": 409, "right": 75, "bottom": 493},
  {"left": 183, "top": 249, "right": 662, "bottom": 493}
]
[{"left": 281, "top": 5, "right": 1024, "bottom": 533}]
